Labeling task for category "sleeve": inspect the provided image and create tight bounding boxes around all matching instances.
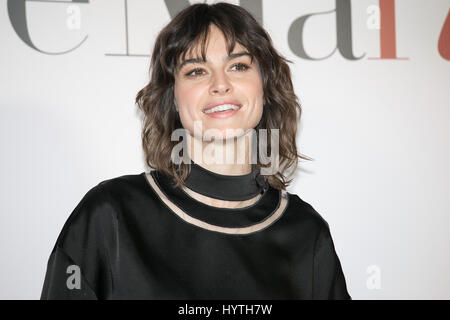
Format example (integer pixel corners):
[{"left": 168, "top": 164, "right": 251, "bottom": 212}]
[
  {"left": 40, "top": 246, "right": 98, "bottom": 299},
  {"left": 40, "top": 184, "right": 117, "bottom": 300},
  {"left": 312, "top": 224, "right": 352, "bottom": 300}
]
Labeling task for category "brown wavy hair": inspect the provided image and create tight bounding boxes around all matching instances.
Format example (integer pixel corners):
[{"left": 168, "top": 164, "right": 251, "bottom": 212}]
[{"left": 135, "top": 2, "right": 313, "bottom": 191}]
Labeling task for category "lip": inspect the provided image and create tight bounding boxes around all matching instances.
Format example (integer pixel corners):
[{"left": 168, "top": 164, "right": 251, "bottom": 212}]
[
  {"left": 203, "top": 108, "right": 240, "bottom": 119},
  {"left": 202, "top": 99, "right": 243, "bottom": 112}
]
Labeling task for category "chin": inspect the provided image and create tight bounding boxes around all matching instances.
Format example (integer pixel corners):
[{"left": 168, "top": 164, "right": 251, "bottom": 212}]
[{"left": 206, "top": 126, "right": 253, "bottom": 141}]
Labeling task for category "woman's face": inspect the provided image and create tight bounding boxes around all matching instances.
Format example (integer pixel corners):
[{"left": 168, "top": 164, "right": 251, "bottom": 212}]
[{"left": 174, "top": 24, "right": 264, "bottom": 140}]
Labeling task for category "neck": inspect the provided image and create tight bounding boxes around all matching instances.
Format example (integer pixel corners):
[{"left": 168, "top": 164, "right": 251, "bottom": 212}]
[
  {"left": 186, "top": 130, "right": 255, "bottom": 175},
  {"left": 177, "top": 130, "right": 268, "bottom": 207}
]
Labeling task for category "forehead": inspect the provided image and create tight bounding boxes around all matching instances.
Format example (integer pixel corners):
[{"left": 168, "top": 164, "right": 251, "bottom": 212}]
[{"left": 183, "top": 26, "right": 247, "bottom": 60}]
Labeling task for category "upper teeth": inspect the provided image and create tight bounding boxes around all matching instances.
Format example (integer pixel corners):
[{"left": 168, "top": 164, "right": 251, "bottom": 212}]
[{"left": 203, "top": 104, "right": 241, "bottom": 114}]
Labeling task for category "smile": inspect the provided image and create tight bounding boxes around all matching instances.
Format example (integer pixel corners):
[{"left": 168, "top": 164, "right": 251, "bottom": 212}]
[
  {"left": 202, "top": 104, "right": 242, "bottom": 119},
  {"left": 203, "top": 104, "right": 241, "bottom": 114}
]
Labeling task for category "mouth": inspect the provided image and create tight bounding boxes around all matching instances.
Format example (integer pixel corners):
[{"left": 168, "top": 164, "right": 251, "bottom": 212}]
[
  {"left": 202, "top": 100, "right": 243, "bottom": 115},
  {"left": 203, "top": 104, "right": 242, "bottom": 114},
  {"left": 202, "top": 103, "right": 242, "bottom": 119}
]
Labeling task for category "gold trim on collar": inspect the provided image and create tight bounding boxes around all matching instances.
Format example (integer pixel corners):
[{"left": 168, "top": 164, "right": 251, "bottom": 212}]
[{"left": 145, "top": 172, "right": 289, "bottom": 235}]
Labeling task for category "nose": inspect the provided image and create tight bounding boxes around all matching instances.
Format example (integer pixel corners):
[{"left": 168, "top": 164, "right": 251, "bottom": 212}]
[{"left": 209, "top": 71, "right": 232, "bottom": 95}]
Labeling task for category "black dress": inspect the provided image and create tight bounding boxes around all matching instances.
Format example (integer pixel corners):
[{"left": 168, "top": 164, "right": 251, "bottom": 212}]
[{"left": 40, "top": 170, "right": 351, "bottom": 299}]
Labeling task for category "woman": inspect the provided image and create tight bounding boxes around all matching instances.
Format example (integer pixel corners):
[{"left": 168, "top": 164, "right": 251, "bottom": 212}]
[{"left": 40, "top": 2, "right": 351, "bottom": 300}]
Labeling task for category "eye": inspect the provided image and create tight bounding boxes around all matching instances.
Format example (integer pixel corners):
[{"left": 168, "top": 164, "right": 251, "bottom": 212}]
[
  {"left": 185, "top": 68, "right": 205, "bottom": 77},
  {"left": 230, "top": 62, "right": 250, "bottom": 72},
  {"left": 184, "top": 62, "right": 250, "bottom": 78}
]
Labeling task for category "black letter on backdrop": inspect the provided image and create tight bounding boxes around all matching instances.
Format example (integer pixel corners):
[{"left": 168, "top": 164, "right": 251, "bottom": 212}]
[
  {"left": 288, "top": 0, "right": 364, "bottom": 60},
  {"left": 7, "top": 0, "right": 89, "bottom": 54},
  {"left": 164, "top": 0, "right": 263, "bottom": 26}
]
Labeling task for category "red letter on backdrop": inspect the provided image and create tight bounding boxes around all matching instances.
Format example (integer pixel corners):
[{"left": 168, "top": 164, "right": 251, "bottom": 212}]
[
  {"left": 438, "top": 9, "right": 450, "bottom": 61},
  {"left": 369, "top": 0, "right": 408, "bottom": 60}
]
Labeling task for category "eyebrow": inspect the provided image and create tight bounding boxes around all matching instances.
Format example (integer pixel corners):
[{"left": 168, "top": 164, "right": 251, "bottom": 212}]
[{"left": 177, "top": 51, "right": 252, "bottom": 72}]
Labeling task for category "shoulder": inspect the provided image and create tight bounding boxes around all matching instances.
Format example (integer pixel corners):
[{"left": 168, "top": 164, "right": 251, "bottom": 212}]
[
  {"left": 284, "top": 191, "right": 331, "bottom": 236},
  {"left": 97, "top": 172, "right": 147, "bottom": 193},
  {"left": 55, "top": 173, "right": 145, "bottom": 248},
  {"left": 284, "top": 192, "right": 344, "bottom": 260}
]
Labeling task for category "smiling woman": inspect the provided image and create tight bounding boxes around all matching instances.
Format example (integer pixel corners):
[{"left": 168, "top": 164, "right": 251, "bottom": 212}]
[
  {"left": 173, "top": 24, "right": 264, "bottom": 138},
  {"left": 40, "top": 2, "right": 351, "bottom": 300},
  {"left": 136, "top": 2, "right": 307, "bottom": 190}
]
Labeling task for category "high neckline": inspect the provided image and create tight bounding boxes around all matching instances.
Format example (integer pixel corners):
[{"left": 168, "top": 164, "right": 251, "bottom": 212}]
[
  {"left": 146, "top": 170, "right": 283, "bottom": 229},
  {"left": 181, "top": 160, "right": 269, "bottom": 201}
]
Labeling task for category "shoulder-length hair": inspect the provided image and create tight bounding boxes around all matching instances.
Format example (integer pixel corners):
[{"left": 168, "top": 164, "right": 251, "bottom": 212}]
[{"left": 135, "top": 2, "right": 312, "bottom": 190}]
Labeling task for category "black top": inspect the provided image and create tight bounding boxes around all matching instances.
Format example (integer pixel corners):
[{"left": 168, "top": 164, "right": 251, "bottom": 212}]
[
  {"left": 183, "top": 160, "right": 269, "bottom": 201},
  {"left": 40, "top": 171, "right": 351, "bottom": 299}
]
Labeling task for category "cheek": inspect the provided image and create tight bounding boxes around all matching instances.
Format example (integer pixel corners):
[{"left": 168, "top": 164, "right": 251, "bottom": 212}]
[
  {"left": 243, "top": 78, "right": 264, "bottom": 108},
  {"left": 175, "top": 82, "right": 203, "bottom": 110},
  {"left": 249, "top": 79, "right": 264, "bottom": 120},
  {"left": 174, "top": 84, "right": 205, "bottom": 130},
  {"left": 243, "top": 71, "right": 263, "bottom": 97}
]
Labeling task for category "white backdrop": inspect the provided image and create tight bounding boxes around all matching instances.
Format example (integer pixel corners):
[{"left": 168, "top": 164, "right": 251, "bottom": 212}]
[{"left": 1, "top": 0, "right": 449, "bottom": 299}]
